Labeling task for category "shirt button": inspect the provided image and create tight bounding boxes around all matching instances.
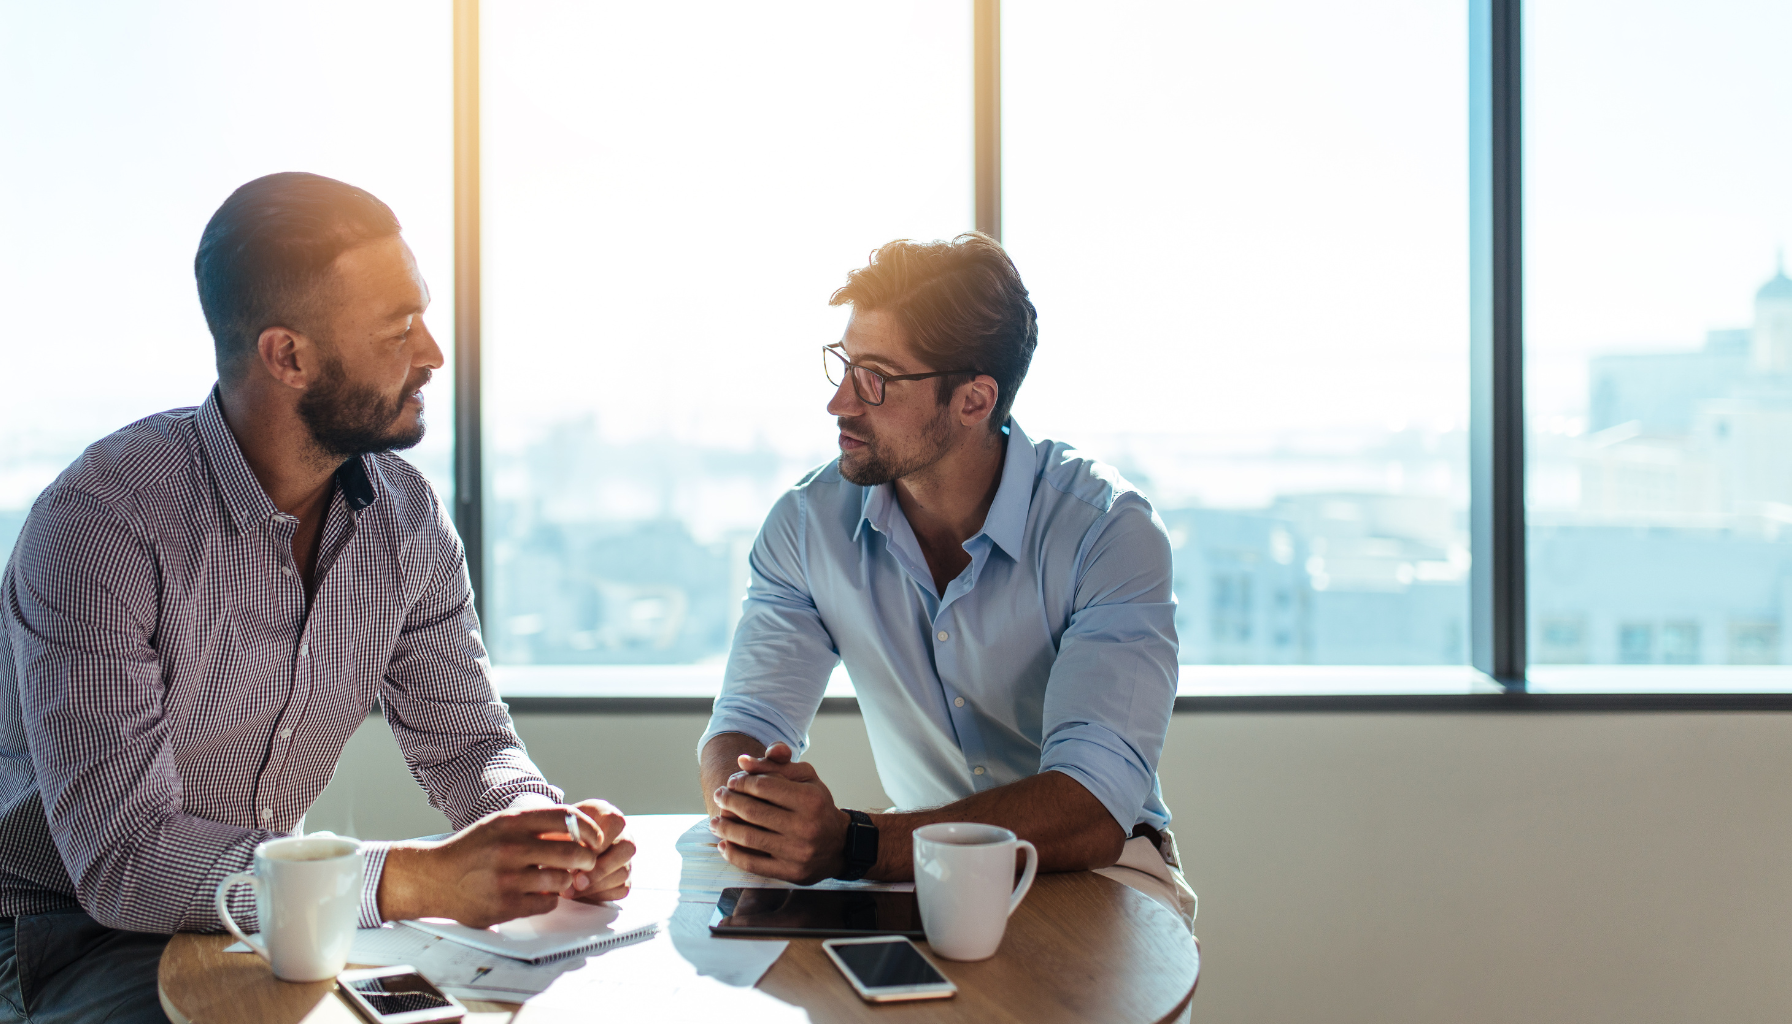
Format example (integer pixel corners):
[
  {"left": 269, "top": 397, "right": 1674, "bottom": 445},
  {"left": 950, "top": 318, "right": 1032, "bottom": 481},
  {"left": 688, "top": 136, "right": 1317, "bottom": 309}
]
[
  {"left": 281, "top": 566, "right": 294, "bottom": 577},
  {"left": 937, "top": 631, "right": 949, "bottom": 642},
  {"left": 279, "top": 728, "right": 292, "bottom": 739},
  {"left": 298, "top": 642, "right": 309, "bottom": 658},
  {"left": 973, "top": 766, "right": 986, "bottom": 776},
  {"left": 260, "top": 808, "right": 273, "bottom": 821},
  {"left": 954, "top": 697, "right": 965, "bottom": 708}
]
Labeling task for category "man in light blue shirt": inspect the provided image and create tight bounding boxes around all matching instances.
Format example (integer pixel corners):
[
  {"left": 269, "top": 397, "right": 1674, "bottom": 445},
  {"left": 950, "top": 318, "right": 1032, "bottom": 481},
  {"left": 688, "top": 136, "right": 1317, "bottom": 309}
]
[{"left": 699, "top": 233, "right": 1194, "bottom": 924}]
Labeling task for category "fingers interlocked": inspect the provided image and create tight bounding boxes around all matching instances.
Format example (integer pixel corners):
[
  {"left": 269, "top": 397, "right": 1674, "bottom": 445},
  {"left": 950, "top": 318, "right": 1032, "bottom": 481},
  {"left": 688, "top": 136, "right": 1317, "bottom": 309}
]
[{"left": 710, "top": 748, "right": 846, "bottom": 884}]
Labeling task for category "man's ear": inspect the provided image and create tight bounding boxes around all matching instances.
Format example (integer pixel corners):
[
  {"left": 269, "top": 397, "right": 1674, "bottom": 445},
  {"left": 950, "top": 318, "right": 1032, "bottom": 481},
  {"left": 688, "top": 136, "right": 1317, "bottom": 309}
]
[
  {"left": 957, "top": 374, "right": 1001, "bottom": 429},
  {"left": 256, "top": 326, "right": 320, "bottom": 391}
]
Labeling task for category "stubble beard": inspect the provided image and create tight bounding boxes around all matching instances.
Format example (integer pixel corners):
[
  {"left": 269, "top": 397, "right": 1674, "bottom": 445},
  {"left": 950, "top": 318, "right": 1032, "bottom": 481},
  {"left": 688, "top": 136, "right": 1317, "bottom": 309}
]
[
  {"left": 836, "top": 404, "right": 955, "bottom": 487},
  {"left": 296, "top": 346, "right": 429, "bottom": 462}
]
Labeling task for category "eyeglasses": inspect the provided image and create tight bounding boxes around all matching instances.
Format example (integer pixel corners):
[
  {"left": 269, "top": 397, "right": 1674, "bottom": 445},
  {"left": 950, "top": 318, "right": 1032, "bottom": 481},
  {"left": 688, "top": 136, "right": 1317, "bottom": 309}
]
[{"left": 822, "top": 343, "right": 979, "bottom": 407}]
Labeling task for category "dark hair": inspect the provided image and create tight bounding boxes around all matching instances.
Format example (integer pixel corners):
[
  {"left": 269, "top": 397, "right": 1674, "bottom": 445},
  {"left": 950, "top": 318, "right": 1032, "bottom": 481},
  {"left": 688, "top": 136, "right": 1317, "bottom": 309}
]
[
  {"left": 829, "top": 231, "right": 1038, "bottom": 430},
  {"left": 195, "top": 172, "right": 401, "bottom": 381}
]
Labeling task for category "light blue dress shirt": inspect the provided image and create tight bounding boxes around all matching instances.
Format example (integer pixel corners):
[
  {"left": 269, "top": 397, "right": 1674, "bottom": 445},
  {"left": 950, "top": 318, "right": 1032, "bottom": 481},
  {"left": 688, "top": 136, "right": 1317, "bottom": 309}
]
[{"left": 702, "top": 420, "right": 1178, "bottom": 832}]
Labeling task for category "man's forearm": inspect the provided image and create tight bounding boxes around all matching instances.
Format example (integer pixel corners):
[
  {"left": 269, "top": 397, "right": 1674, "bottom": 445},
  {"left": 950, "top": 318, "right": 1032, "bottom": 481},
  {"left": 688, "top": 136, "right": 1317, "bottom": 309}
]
[
  {"left": 863, "top": 770, "right": 1126, "bottom": 881},
  {"left": 700, "top": 732, "right": 767, "bottom": 816}
]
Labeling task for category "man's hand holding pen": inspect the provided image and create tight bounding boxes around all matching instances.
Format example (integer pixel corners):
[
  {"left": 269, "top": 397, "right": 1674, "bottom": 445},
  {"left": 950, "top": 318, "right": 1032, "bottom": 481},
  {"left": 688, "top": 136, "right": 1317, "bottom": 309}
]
[
  {"left": 559, "top": 799, "right": 634, "bottom": 905},
  {"left": 377, "top": 799, "right": 635, "bottom": 927}
]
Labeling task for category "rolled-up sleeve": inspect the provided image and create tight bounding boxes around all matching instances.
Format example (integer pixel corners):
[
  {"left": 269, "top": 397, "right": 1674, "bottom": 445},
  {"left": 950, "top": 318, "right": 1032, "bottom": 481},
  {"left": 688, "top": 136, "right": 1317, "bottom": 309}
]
[
  {"left": 701, "top": 488, "right": 838, "bottom": 758},
  {"left": 380, "top": 503, "right": 561, "bottom": 839},
  {"left": 1038, "top": 494, "right": 1178, "bottom": 832}
]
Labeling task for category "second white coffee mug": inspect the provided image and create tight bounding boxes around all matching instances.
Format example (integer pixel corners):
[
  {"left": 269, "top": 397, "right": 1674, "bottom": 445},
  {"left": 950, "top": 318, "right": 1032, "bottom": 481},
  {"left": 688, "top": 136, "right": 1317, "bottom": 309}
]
[
  {"left": 215, "top": 835, "right": 364, "bottom": 982},
  {"left": 913, "top": 822, "right": 1038, "bottom": 961}
]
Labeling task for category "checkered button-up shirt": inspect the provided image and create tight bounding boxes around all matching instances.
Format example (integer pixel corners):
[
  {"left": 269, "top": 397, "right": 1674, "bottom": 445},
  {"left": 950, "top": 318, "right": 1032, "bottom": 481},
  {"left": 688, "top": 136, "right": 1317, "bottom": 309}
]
[{"left": 0, "top": 389, "right": 560, "bottom": 934}]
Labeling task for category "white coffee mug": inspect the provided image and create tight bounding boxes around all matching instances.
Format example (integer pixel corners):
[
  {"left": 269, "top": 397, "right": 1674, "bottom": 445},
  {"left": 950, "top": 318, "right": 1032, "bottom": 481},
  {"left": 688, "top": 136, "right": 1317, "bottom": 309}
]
[
  {"left": 215, "top": 835, "right": 364, "bottom": 982},
  {"left": 913, "top": 822, "right": 1039, "bottom": 961}
]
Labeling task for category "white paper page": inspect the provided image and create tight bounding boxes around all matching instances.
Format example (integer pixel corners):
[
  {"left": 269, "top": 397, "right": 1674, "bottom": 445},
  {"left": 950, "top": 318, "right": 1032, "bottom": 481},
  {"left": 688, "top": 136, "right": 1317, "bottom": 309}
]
[
  {"left": 664, "top": 900, "right": 787, "bottom": 987},
  {"left": 412, "top": 936, "right": 586, "bottom": 1000},
  {"left": 411, "top": 906, "right": 784, "bottom": 1001},
  {"left": 514, "top": 934, "right": 812, "bottom": 1024}
]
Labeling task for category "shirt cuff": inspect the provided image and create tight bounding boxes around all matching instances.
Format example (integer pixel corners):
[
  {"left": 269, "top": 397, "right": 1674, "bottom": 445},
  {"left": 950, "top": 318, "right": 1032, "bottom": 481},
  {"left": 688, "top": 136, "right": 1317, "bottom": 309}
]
[
  {"left": 506, "top": 791, "right": 560, "bottom": 812},
  {"left": 700, "top": 697, "right": 810, "bottom": 757},
  {"left": 357, "top": 841, "right": 393, "bottom": 927},
  {"left": 1039, "top": 729, "right": 1157, "bottom": 833}
]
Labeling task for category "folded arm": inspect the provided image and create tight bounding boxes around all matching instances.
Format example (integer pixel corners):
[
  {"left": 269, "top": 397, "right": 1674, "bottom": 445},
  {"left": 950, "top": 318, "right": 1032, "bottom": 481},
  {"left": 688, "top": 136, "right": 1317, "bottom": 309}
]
[
  {"left": 705, "top": 736, "right": 1123, "bottom": 882},
  {"left": 708, "top": 494, "right": 1177, "bottom": 883},
  {"left": 7, "top": 489, "right": 628, "bottom": 934}
]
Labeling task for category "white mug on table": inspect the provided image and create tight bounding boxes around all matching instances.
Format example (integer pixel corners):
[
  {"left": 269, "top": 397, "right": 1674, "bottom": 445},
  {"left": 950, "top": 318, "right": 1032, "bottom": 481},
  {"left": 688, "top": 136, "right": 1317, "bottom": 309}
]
[
  {"left": 913, "top": 822, "right": 1038, "bottom": 961},
  {"left": 215, "top": 835, "right": 364, "bottom": 982}
]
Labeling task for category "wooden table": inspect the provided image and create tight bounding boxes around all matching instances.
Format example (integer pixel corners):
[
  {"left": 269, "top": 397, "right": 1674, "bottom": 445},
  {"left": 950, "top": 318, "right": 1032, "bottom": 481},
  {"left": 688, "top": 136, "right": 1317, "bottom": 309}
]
[{"left": 161, "top": 815, "right": 1198, "bottom": 1023}]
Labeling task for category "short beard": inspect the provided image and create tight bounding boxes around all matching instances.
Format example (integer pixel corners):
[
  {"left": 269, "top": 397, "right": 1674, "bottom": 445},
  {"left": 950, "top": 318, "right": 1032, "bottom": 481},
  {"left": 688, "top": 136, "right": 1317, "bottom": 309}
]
[
  {"left": 296, "top": 348, "right": 427, "bottom": 462},
  {"left": 837, "top": 404, "right": 955, "bottom": 486}
]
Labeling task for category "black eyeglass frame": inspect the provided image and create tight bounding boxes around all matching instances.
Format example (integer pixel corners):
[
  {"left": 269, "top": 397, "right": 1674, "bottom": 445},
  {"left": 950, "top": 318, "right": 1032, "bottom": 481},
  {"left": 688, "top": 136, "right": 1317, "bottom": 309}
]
[{"left": 822, "top": 343, "right": 981, "bottom": 407}]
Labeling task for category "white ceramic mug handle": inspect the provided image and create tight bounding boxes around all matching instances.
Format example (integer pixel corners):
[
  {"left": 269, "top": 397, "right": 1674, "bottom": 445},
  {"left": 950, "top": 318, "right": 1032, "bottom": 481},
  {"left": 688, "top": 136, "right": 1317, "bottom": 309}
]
[
  {"left": 1006, "top": 840, "right": 1038, "bottom": 917},
  {"left": 215, "top": 872, "right": 268, "bottom": 962}
]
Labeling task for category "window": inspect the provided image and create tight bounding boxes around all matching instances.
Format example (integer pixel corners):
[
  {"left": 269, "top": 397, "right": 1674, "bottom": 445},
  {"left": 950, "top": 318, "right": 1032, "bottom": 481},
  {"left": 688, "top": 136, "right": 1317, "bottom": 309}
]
[
  {"left": 1728, "top": 621, "right": 1779, "bottom": 666},
  {"left": 475, "top": 0, "right": 1480, "bottom": 697},
  {"left": 1002, "top": 0, "right": 1472, "bottom": 683},
  {"left": 1525, "top": 0, "right": 1792, "bottom": 690},
  {"left": 17, "top": 2, "right": 1789, "bottom": 700},
  {"left": 480, "top": 2, "right": 970, "bottom": 689},
  {"left": 1616, "top": 624, "right": 1654, "bottom": 666},
  {"left": 0, "top": 2, "right": 455, "bottom": 567}
]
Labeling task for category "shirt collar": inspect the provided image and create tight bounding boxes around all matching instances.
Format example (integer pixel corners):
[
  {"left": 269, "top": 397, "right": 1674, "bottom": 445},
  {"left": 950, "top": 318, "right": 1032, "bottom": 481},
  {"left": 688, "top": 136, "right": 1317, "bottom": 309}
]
[
  {"left": 854, "top": 477, "right": 895, "bottom": 543},
  {"left": 196, "top": 387, "right": 279, "bottom": 534},
  {"left": 851, "top": 417, "right": 1036, "bottom": 560},
  {"left": 336, "top": 455, "right": 378, "bottom": 512},
  {"left": 196, "top": 386, "right": 379, "bottom": 533},
  {"left": 977, "top": 418, "right": 1035, "bottom": 560}
]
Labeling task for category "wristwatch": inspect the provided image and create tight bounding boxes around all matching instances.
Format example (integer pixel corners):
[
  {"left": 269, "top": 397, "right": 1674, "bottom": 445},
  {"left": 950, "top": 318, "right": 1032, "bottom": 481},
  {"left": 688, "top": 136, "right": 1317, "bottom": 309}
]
[{"left": 836, "top": 808, "right": 879, "bottom": 881}]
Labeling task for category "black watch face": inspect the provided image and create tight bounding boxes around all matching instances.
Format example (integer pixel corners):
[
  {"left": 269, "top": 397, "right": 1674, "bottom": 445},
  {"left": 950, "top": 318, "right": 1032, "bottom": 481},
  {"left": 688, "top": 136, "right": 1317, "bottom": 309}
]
[{"left": 844, "top": 817, "right": 877, "bottom": 874}]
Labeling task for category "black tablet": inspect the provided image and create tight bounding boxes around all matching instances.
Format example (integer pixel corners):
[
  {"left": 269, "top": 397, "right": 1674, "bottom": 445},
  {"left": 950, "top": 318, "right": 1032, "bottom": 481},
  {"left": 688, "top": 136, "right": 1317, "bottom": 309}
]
[{"left": 707, "top": 886, "right": 926, "bottom": 938}]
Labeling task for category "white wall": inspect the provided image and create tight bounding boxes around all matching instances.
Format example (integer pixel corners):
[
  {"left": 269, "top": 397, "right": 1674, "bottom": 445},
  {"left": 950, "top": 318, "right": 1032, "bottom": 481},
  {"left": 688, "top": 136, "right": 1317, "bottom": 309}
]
[{"left": 308, "top": 710, "right": 1792, "bottom": 1024}]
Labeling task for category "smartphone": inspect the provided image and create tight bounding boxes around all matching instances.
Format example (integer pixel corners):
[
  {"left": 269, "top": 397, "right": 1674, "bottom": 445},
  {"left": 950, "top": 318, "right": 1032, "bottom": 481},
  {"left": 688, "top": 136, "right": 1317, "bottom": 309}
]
[
  {"left": 338, "top": 966, "right": 466, "bottom": 1024},
  {"left": 821, "top": 935, "right": 957, "bottom": 1003}
]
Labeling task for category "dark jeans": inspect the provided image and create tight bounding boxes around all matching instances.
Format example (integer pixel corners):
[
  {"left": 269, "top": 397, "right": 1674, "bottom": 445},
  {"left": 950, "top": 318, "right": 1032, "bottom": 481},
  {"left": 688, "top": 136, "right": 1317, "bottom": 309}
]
[{"left": 0, "top": 910, "right": 169, "bottom": 1024}]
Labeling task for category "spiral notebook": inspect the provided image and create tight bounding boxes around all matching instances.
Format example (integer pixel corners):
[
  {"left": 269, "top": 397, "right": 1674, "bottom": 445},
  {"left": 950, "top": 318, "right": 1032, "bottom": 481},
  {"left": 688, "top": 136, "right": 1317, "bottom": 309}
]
[{"left": 402, "top": 896, "right": 664, "bottom": 964}]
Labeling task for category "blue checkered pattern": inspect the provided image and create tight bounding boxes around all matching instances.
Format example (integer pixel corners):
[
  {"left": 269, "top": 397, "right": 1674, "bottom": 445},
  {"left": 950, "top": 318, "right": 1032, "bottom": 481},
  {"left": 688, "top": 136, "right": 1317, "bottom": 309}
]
[{"left": 0, "top": 389, "right": 560, "bottom": 934}]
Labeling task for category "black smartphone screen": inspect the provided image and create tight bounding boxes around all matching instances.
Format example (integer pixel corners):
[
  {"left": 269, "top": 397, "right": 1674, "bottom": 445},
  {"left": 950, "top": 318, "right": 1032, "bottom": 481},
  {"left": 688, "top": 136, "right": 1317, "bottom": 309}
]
[
  {"left": 833, "top": 940, "right": 948, "bottom": 989},
  {"left": 347, "top": 972, "right": 456, "bottom": 1016},
  {"left": 710, "top": 887, "right": 926, "bottom": 937}
]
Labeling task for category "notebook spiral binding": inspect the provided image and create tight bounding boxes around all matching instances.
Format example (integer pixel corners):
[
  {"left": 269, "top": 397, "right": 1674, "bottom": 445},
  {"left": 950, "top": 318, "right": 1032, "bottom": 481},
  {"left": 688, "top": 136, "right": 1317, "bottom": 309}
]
[{"left": 534, "top": 920, "right": 662, "bottom": 963}]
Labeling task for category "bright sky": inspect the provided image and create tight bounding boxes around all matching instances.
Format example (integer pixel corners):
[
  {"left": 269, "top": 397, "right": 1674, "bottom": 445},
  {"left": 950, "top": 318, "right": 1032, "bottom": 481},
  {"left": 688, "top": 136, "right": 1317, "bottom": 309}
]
[
  {"left": 4, "top": 0, "right": 1788, "bottom": 503},
  {"left": 0, "top": 0, "right": 454, "bottom": 497},
  {"left": 1526, "top": 0, "right": 1792, "bottom": 419},
  {"left": 479, "top": 0, "right": 969, "bottom": 462},
  {"left": 1005, "top": 1, "right": 1467, "bottom": 443}
]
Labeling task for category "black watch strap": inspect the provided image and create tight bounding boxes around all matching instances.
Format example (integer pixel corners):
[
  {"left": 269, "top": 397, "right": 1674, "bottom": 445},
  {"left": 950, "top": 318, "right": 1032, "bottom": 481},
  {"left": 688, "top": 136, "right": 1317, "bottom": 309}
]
[{"left": 836, "top": 808, "right": 879, "bottom": 881}]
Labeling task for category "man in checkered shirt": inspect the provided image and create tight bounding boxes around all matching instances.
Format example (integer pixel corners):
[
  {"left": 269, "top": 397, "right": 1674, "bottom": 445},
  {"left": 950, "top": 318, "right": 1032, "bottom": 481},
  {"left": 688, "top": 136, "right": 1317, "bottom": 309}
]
[{"left": 0, "top": 173, "right": 634, "bottom": 1022}]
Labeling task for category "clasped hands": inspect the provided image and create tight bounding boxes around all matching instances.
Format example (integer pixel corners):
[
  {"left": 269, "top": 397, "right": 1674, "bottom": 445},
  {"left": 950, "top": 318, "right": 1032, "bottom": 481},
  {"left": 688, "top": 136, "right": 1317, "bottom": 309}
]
[
  {"left": 379, "top": 798, "right": 635, "bottom": 928},
  {"left": 711, "top": 742, "right": 856, "bottom": 885}
]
